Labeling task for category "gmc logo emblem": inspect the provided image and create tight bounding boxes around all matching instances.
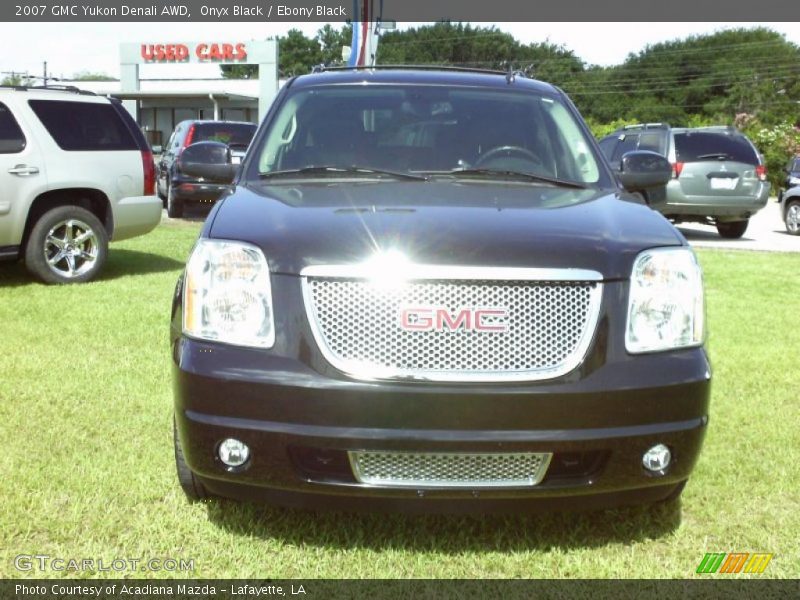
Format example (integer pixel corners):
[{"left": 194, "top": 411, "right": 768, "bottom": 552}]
[{"left": 399, "top": 307, "right": 508, "bottom": 333}]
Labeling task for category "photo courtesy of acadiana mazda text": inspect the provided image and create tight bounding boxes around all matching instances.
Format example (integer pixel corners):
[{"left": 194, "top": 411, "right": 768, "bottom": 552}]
[{"left": 170, "top": 67, "right": 710, "bottom": 512}]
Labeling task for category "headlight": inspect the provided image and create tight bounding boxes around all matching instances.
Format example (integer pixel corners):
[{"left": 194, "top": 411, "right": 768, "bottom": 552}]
[
  {"left": 789, "top": 176, "right": 800, "bottom": 185},
  {"left": 183, "top": 239, "right": 275, "bottom": 348},
  {"left": 625, "top": 247, "right": 704, "bottom": 353}
]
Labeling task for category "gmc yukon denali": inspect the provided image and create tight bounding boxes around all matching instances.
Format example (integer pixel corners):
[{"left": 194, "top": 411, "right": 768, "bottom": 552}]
[{"left": 170, "top": 68, "right": 711, "bottom": 512}]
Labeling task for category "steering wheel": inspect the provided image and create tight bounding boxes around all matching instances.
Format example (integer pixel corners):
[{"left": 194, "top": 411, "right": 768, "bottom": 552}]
[{"left": 473, "top": 145, "right": 543, "bottom": 168}]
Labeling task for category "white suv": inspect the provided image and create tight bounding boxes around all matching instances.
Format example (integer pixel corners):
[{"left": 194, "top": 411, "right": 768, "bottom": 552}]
[{"left": 0, "top": 86, "right": 162, "bottom": 283}]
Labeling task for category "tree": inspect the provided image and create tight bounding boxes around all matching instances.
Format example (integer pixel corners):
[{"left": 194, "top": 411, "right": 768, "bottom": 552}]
[
  {"left": 280, "top": 28, "right": 325, "bottom": 77},
  {"left": 317, "top": 24, "right": 351, "bottom": 66},
  {"left": 1, "top": 74, "right": 24, "bottom": 86},
  {"left": 566, "top": 28, "right": 800, "bottom": 127},
  {"left": 71, "top": 71, "right": 117, "bottom": 81},
  {"left": 222, "top": 29, "right": 337, "bottom": 79}
]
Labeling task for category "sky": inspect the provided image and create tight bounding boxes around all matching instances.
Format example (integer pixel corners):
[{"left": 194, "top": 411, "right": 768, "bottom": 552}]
[{"left": 1, "top": 22, "right": 799, "bottom": 81}]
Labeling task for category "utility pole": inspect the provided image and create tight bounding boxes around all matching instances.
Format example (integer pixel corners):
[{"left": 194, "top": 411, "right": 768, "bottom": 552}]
[
  {"left": 43, "top": 61, "right": 48, "bottom": 86},
  {"left": 348, "top": 0, "right": 393, "bottom": 67}
]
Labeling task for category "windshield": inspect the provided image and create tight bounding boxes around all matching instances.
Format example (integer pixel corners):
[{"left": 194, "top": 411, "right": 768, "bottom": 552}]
[
  {"left": 250, "top": 85, "right": 602, "bottom": 185},
  {"left": 194, "top": 123, "right": 256, "bottom": 146}
]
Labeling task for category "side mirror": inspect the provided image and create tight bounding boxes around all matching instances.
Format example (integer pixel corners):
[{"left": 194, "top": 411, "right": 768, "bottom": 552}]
[
  {"left": 177, "top": 141, "right": 238, "bottom": 184},
  {"left": 618, "top": 150, "right": 672, "bottom": 192}
]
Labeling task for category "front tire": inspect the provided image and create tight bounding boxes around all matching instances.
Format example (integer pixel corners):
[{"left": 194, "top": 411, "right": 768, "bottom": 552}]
[
  {"left": 174, "top": 419, "right": 207, "bottom": 501},
  {"left": 716, "top": 219, "right": 749, "bottom": 239},
  {"left": 24, "top": 205, "right": 108, "bottom": 284},
  {"left": 166, "top": 181, "right": 184, "bottom": 219},
  {"left": 785, "top": 200, "right": 800, "bottom": 236}
]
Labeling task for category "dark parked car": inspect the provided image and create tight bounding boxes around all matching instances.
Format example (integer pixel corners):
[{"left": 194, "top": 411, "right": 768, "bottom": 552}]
[
  {"left": 777, "top": 155, "right": 800, "bottom": 204},
  {"left": 157, "top": 120, "right": 257, "bottom": 218},
  {"left": 781, "top": 186, "right": 800, "bottom": 235},
  {"left": 599, "top": 124, "right": 770, "bottom": 238},
  {"left": 171, "top": 67, "right": 710, "bottom": 513}
]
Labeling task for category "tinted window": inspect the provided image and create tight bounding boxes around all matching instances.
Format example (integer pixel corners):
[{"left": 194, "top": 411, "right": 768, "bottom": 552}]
[
  {"left": 638, "top": 132, "right": 666, "bottom": 154},
  {"left": 193, "top": 123, "right": 257, "bottom": 148},
  {"left": 28, "top": 99, "right": 137, "bottom": 151},
  {"left": 611, "top": 134, "right": 638, "bottom": 163},
  {"left": 790, "top": 158, "right": 800, "bottom": 172},
  {"left": 254, "top": 86, "right": 603, "bottom": 184},
  {"left": 0, "top": 102, "right": 26, "bottom": 154},
  {"left": 674, "top": 132, "right": 758, "bottom": 165},
  {"left": 597, "top": 137, "right": 617, "bottom": 161}
]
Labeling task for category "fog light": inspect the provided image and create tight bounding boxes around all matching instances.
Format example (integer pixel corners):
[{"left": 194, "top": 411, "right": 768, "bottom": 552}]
[
  {"left": 642, "top": 444, "right": 671, "bottom": 473},
  {"left": 218, "top": 438, "right": 250, "bottom": 468}
]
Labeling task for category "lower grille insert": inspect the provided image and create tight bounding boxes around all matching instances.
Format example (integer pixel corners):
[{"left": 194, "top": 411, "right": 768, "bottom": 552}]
[{"left": 348, "top": 450, "right": 552, "bottom": 488}]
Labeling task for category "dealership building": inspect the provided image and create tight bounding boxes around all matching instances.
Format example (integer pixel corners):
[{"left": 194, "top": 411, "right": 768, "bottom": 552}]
[{"left": 62, "top": 40, "right": 280, "bottom": 150}]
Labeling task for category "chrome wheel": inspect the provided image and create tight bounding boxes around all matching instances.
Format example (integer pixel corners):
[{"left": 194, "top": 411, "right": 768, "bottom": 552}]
[
  {"left": 786, "top": 202, "right": 800, "bottom": 235},
  {"left": 43, "top": 219, "right": 99, "bottom": 279}
]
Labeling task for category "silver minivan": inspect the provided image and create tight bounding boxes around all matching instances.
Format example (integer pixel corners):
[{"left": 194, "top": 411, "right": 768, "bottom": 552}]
[{"left": 599, "top": 124, "right": 770, "bottom": 238}]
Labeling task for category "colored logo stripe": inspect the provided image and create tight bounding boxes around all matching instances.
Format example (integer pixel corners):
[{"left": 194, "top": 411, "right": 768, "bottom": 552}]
[
  {"left": 744, "top": 554, "right": 773, "bottom": 574},
  {"left": 697, "top": 553, "right": 773, "bottom": 574},
  {"left": 697, "top": 553, "right": 726, "bottom": 573},
  {"left": 720, "top": 553, "right": 749, "bottom": 573}
]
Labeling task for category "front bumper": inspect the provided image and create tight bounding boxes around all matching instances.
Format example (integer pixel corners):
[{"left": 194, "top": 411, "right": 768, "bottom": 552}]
[{"left": 173, "top": 334, "right": 711, "bottom": 512}]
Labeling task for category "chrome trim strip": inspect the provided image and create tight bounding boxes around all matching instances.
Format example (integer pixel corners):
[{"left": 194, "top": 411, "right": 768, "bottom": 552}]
[
  {"left": 301, "top": 264, "right": 604, "bottom": 282},
  {"left": 348, "top": 450, "right": 553, "bottom": 489},
  {"left": 300, "top": 269, "right": 604, "bottom": 383}
]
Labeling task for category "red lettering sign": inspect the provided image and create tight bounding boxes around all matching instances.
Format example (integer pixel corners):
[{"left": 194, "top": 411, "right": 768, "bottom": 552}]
[{"left": 141, "top": 43, "right": 247, "bottom": 62}]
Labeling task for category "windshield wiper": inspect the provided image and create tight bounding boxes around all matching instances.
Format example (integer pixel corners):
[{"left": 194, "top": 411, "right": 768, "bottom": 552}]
[
  {"left": 434, "top": 168, "right": 587, "bottom": 189},
  {"left": 696, "top": 153, "right": 732, "bottom": 160},
  {"left": 258, "top": 166, "right": 428, "bottom": 181}
]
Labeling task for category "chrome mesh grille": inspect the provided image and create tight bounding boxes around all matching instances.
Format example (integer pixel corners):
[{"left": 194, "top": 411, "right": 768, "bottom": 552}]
[
  {"left": 349, "top": 451, "right": 552, "bottom": 488},
  {"left": 303, "top": 273, "right": 602, "bottom": 381}
]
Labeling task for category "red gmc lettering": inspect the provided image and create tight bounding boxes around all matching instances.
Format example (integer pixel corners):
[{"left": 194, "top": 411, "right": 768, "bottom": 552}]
[
  {"left": 436, "top": 309, "right": 471, "bottom": 331},
  {"left": 400, "top": 307, "right": 433, "bottom": 331},
  {"left": 399, "top": 307, "right": 508, "bottom": 332}
]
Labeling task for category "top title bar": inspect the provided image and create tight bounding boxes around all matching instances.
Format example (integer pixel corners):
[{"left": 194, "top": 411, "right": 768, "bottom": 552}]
[{"left": 2, "top": 0, "right": 799, "bottom": 22}]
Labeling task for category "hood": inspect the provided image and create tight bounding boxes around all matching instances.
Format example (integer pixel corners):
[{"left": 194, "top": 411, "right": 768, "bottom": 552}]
[{"left": 208, "top": 180, "right": 684, "bottom": 280}]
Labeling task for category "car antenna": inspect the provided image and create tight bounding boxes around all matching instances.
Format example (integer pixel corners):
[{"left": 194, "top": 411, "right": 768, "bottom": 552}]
[{"left": 505, "top": 64, "right": 530, "bottom": 84}]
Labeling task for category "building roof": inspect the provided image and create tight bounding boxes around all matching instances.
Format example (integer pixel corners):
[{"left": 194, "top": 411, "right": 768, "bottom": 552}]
[{"left": 54, "top": 78, "right": 269, "bottom": 101}]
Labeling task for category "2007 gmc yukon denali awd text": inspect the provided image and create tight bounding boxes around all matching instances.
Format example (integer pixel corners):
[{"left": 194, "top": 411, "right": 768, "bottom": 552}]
[{"left": 170, "top": 68, "right": 710, "bottom": 513}]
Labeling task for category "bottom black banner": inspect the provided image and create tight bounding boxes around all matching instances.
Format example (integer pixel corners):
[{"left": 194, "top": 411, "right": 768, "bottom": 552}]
[{"left": 2, "top": 579, "right": 798, "bottom": 600}]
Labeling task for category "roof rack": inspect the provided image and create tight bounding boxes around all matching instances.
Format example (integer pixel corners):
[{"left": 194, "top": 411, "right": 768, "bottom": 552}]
[
  {"left": 0, "top": 84, "right": 96, "bottom": 96},
  {"left": 682, "top": 125, "right": 739, "bottom": 133},
  {"left": 312, "top": 64, "right": 510, "bottom": 76},
  {"left": 622, "top": 122, "right": 670, "bottom": 130}
]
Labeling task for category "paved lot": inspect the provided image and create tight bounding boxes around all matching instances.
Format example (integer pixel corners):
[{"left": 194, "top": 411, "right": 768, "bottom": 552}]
[{"left": 678, "top": 199, "right": 799, "bottom": 253}]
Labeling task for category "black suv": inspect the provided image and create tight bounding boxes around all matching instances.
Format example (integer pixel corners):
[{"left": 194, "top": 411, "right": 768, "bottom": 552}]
[
  {"left": 599, "top": 124, "right": 770, "bottom": 238},
  {"left": 171, "top": 68, "right": 710, "bottom": 512},
  {"left": 157, "top": 120, "right": 257, "bottom": 218},
  {"left": 778, "top": 155, "right": 800, "bottom": 203}
]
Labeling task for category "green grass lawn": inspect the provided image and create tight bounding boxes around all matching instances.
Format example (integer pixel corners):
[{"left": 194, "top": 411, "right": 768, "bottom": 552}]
[{"left": 0, "top": 221, "right": 798, "bottom": 579}]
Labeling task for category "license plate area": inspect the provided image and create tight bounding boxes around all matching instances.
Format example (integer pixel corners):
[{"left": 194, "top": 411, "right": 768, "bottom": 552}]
[{"left": 709, "top": 177, "right": 738, "bottom": 190}]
